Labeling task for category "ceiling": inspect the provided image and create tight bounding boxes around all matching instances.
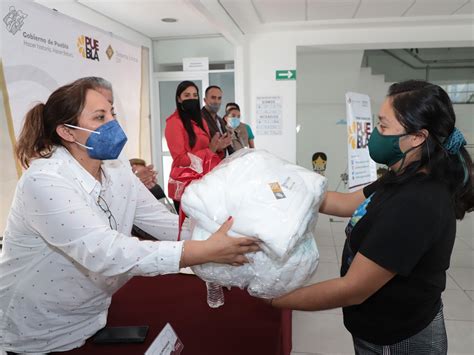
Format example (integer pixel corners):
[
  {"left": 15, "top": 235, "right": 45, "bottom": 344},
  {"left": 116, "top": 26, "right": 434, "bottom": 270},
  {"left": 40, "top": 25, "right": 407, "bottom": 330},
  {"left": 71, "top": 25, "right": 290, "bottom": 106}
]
[
  {"left": 366, "top": 47, "right": 474, "bottom": 68},
  {"left": 36, "top": 0, "right": 473, "bottom": 39}
]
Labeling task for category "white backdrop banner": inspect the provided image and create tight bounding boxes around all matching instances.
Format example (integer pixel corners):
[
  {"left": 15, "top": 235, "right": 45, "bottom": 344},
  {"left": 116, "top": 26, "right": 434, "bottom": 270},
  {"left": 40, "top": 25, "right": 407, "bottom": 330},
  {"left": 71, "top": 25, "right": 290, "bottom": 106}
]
[
  {"left": 0, "top": 0, "right": 142, "bottom": 158},
  {"left": 345, "top": 92, "right": 377, "bottom": 190}
]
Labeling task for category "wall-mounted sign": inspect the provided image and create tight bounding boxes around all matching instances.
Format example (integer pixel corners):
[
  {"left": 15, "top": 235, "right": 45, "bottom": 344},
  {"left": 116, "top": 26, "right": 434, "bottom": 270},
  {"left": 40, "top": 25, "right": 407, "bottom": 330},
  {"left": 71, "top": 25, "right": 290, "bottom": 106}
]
[
  {"left": 183, "top": 57, "right": 209, "bottom": 71},
  {"left": 275, "top": 70, "right": 296, "bottom": 81},
  {"left": 256, "top": 96, "right": 282, "bottom": 135}
]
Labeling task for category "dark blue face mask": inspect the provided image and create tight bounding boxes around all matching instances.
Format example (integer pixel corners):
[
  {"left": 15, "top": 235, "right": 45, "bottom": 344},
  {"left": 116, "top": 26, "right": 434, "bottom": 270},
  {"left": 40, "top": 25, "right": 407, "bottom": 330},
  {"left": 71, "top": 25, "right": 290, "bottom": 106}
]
[{"left": 65, "top": 120, "right": 127, "bottom": 160}]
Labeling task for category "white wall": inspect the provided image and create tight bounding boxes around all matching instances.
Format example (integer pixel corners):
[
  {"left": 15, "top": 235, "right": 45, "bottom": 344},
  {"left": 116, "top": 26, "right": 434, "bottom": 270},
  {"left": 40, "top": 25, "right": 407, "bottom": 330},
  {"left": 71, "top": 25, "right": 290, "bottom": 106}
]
[
  {"left": 238, "top": 21, "right": 474, "bottom": 165},
  {"left": 366, "top": 51, "right": 474, "bottom": 83},
  {"left": 453, "top": 104, "right": 474, "bottom": 145},
  {"left": 152, "top": 36, "right": 234, "bottom": 71},
  {"left": 296, "top": 51, "right": 391, "bottom": 191},
  {"left": 245, "top": 35, "right": 297, "bottom": 163}
]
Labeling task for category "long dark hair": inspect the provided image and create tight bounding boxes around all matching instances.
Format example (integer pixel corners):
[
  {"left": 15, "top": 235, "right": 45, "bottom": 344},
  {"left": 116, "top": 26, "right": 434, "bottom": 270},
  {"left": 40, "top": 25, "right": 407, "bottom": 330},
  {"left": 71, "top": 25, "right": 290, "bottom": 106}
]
[
  {"left": 175, "top": 81, "right": 204, "bottom": 148},
  {"left": 16, "top": 79, "right": 96, "bottom": 168},
  {"left": 379, "top": 80, "right": 473, "bottom": 219}
]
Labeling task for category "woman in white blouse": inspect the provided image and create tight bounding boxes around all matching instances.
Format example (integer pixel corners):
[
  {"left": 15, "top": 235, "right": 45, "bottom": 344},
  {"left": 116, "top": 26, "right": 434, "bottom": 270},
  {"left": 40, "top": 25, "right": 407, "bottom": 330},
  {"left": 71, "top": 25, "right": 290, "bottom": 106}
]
[{"left": 0, "top": 79, "right": 259, "bottom": 354}]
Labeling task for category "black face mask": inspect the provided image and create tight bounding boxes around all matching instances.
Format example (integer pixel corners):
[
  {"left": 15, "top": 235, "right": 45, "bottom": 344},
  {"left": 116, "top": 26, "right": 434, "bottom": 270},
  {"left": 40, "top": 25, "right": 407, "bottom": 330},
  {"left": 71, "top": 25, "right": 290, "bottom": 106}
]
[{"left": 181, "top": 99, "right": 201, "bottom": 117}]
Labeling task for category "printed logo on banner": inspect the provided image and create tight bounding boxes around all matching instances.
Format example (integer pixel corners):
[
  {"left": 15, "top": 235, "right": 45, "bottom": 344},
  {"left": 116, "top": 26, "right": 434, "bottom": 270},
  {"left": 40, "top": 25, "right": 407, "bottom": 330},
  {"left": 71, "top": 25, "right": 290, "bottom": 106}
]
[
  {"left": 77, "top": 35, "right": 100, "bottom": 61},
  {"left": 348, "top": 122, "right": 357, "bottom": 149},
  {"left": 348, "top": 121, "right": 372, "bottom": 149},
  {"left": 106, "top": 45, "right": 114, "bottom": 60},
  {"left": 356, "top": 121, "right": 371, "bottom": 148},
  {"left": 3, "top": 5, "right": 28, "bottom": 35}
]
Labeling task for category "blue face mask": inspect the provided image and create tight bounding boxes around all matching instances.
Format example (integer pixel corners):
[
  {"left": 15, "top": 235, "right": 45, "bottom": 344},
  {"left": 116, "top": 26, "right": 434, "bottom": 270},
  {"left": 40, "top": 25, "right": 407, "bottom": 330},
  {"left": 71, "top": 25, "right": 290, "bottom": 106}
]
[
  {"left": 229, "top": 117, "right": 240, "bottom": 129},
  {"left": 64, "top": 120, "right": 127, "bottom": 160}
]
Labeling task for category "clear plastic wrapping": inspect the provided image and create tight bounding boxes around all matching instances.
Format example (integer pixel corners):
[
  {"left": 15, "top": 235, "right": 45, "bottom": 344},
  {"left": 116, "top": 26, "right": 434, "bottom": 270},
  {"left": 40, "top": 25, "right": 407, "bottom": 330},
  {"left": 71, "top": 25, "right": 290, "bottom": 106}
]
[{"left": 181, "top": 149, "right": 328, "bottom": 298}]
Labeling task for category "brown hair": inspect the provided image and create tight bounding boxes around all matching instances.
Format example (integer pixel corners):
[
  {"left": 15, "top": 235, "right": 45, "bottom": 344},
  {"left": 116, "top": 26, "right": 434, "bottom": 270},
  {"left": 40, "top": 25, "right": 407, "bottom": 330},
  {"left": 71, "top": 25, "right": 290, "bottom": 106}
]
[
  {"left": 129, "top": 158, "right": 146, "bottom": 166},
  {"left": 15, "top": 79, "right": 97, "bottom": 168}
]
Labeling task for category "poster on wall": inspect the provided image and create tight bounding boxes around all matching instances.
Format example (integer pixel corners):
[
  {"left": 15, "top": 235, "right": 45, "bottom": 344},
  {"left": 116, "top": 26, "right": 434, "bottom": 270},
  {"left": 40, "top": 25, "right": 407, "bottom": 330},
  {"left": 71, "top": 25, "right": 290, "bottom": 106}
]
[
  {"left": 345, "top": 92, "right": 377, "bottom": 190},
  {"left": 0, "top": 0, "right": 142, "bottom": 158},
  {"left": 256, "top": 96, "right": 282, "bottom": 135}
]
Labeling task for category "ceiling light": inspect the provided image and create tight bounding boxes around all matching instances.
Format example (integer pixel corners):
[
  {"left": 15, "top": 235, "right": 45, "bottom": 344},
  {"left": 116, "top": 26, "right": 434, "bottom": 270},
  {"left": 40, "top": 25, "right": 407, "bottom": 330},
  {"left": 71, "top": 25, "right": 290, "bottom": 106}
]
[{"left": 161, "top": 18, "right": 177, "bottom": 23}]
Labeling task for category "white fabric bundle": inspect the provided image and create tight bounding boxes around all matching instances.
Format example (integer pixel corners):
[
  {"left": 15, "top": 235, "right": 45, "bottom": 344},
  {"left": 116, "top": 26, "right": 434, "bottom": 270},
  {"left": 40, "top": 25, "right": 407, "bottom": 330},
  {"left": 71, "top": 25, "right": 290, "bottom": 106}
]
[{"left": 181, "top": 149, "right": 327, "bottom": 298}]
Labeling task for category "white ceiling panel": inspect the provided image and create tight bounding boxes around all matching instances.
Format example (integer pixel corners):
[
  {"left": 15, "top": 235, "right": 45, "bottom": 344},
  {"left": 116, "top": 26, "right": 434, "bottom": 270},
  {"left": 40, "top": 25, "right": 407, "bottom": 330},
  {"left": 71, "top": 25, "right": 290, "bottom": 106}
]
[
  {"left": 452, "top": 0, "right": 473, "bottom": 14},
  {"left": 220, "top": 0, "right": 261, "bottom": 33},
  {"left": 77, "top": 0, "right": 218, "bottom": 38},
  {"left": 307, "top": 0, "right": 360, "bottom": 20},
  {"left": 355, "top": 0, "right": 415, "bottom": 18},
  {"left": 251, "top": 0, "right": 306, "bottom": 22},
  {"left": 405, "top": 0, "right": 469, "bottom": 16}
]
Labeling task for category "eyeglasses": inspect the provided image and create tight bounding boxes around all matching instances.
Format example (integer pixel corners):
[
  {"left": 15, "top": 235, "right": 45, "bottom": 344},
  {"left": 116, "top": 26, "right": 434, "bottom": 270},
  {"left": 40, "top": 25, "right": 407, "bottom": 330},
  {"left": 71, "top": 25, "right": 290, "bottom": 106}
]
[{"left": 97, "top": 195, "right": 118, "bottom": 230}]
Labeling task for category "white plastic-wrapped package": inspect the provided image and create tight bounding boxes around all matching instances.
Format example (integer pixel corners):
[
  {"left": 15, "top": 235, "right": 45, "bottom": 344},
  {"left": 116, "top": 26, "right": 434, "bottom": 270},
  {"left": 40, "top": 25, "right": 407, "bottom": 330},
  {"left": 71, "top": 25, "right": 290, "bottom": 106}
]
[{"left": 181, "top": 149, "right": 327, "bottom": 298}]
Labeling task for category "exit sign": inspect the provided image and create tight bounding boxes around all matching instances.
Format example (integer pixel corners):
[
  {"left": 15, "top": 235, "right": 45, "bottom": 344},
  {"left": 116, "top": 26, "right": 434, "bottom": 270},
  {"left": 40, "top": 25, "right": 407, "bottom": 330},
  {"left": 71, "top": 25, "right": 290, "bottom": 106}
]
[{"left": 276, "top": 70, "right": 296, "bottom": 80}]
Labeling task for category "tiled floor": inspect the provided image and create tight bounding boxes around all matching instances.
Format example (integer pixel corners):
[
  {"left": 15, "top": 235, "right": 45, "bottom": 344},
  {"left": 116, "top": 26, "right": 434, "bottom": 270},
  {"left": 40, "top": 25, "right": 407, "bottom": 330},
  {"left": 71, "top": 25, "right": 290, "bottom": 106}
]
[{"left": 292, "top": 213, "right": 474, "bottom": 355}]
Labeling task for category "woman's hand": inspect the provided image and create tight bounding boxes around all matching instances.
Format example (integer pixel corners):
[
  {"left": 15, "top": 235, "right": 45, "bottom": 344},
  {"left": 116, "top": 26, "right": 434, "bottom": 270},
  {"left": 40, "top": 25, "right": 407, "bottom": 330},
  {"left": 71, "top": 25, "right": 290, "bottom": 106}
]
[
  {"left": 134, "top": 164, "right": 157, "bottom": 189},
  {"left": 205, "top": 217, "right": 260, "bottom": 266},
  {"left": 209, "top": 133, "right": 232, "bottom": 153},
  {"left": 180, "top": 217, "right": 260, "bottom": 268},
  {"left": 216, "top": 133, "right": 232, "bottom": 151},
  {"left": 209, "top": 133, "right": 220, "bottom": 153}
]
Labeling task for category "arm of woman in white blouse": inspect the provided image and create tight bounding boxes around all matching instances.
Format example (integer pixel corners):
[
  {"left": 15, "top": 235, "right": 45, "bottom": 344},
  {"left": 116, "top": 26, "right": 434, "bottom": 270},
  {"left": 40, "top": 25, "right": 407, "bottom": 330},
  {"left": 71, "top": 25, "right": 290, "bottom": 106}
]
[
  {"left": 21, "top": 171, "right": 258, "bottom": 277},
  {"left": 132, "top": 172, "right": 260, "bottom": 267}
]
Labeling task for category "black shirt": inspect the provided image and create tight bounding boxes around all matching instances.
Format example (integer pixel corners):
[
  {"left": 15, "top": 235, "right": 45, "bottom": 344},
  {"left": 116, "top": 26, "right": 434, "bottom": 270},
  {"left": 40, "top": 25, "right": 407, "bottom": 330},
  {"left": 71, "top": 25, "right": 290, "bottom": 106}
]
[{"left": 341, "top": 174, "right": 456, "bottom": 345}]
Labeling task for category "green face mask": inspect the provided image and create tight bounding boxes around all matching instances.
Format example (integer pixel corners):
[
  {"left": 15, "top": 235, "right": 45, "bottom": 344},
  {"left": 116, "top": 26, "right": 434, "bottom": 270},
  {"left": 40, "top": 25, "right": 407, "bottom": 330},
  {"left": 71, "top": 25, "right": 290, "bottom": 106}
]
[{"left": 368, "top": 127, "right": 409, "bottom": 167}]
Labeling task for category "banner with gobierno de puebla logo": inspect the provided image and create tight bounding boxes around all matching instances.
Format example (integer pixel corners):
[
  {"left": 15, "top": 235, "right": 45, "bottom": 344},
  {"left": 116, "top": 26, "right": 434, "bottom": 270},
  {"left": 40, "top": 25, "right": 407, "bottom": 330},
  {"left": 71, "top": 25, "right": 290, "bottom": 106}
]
[{"left": 0, "top": 0, "right": 142, "bottom": 159}]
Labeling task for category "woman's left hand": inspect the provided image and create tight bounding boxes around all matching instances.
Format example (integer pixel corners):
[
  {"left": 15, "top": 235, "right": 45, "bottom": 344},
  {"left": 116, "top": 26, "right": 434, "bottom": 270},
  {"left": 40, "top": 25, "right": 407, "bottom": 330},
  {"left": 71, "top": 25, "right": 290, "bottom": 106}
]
[{"left": 205, "top": 217, "right": 260, "bottom": 266}]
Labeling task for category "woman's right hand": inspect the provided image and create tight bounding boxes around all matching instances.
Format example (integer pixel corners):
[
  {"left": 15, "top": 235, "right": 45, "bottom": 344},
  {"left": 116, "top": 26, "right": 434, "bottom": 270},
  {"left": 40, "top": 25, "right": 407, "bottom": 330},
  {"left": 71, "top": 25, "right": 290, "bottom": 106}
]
[
  {"left": 217, "top": 133, "right": 232, "bottom": 151},
  {"left": 209, "top": 133, "right": 232, "bottom": 153},
  {"left": 205, "top": 217, "right": 260, "bottom": 266}
]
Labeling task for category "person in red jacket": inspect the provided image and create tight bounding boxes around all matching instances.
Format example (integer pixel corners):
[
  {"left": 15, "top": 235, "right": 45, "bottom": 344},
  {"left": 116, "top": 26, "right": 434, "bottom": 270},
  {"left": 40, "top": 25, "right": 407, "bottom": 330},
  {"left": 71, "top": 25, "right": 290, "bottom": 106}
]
[{"left": 165, "top": 81, "right": 231, "bottom": 211}]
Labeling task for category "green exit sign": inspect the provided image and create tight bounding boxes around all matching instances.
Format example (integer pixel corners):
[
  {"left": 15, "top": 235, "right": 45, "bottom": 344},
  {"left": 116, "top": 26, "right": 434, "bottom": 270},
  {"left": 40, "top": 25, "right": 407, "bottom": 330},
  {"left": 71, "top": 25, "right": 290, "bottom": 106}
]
[{"left": 276, "top": 70, "right": 296, "bottom": 80}]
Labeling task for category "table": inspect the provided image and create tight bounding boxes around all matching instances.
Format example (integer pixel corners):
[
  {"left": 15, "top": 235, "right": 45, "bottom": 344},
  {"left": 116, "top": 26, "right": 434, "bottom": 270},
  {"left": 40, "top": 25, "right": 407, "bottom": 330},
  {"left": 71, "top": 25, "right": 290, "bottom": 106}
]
[{"left": 63, "top": 274, "right": 292, "bottom": 355}]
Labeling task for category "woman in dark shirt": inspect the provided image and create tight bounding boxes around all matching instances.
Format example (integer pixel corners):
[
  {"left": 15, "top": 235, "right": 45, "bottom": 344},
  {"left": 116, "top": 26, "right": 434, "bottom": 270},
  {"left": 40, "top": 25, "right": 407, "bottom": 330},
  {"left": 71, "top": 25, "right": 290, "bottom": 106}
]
[{"left": 271, "top": 80, "right": 473, "bottom": 354}]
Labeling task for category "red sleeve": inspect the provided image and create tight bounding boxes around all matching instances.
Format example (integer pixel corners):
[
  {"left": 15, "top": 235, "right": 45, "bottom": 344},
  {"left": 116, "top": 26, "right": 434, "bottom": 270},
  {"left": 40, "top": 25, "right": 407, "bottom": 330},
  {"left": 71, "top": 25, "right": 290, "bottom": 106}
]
[
  {"left": 165, "top": 114, "right": 217, "bottom": 167},
  {"left": 165, "top": 116, "right": 192, "bottom": 167}
]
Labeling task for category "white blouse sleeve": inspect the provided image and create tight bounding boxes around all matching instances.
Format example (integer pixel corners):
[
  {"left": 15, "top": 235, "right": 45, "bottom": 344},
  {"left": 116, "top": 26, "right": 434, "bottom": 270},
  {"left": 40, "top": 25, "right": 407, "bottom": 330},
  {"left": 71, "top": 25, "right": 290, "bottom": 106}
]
[
  {"left": 132, "top": 176, "right": 191, "bottom": 241},
  {"left": 21, "top": 170, "right": 183, "bottom": 277}
]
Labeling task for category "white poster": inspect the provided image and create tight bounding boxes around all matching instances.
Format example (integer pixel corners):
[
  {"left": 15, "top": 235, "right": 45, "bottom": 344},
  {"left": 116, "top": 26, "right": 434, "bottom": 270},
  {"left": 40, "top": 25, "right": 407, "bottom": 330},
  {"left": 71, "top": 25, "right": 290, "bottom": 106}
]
[
  {"left": 1, "top": 0, "right": 142, "bottom": 158},
  {"left": 345, "top": 92, "right": 377, "bottom": 190},
  {"left": 256, "top": 96, "right": 282, "bottom": 135}
]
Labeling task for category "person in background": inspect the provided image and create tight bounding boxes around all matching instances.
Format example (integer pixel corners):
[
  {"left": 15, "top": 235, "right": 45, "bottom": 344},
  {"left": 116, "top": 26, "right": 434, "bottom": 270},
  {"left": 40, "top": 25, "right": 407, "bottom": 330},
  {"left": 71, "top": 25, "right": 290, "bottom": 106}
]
[
  {"left": 269, "top": 80, "right": 473, "bottom": 354},
  {"left": 130, "top": 158, "right": 165, "bottom": 200},
  {"left": 0, "top": 78, "right": 259, "bottom": 354},
  {"left": 225, "top": 102, "right": 255, "bottom": 148},
  {"left": 201, "top": 85, "right": 233, "bottom": 157},
  {"left": 223, "top": 106, "right": 249, "bottom": 152},
  {"left": 129, "top": 158, "right": 173, "bottom": 240},
  {"left": 165, "top": 81, "right": 231, "bottom": 212}
]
